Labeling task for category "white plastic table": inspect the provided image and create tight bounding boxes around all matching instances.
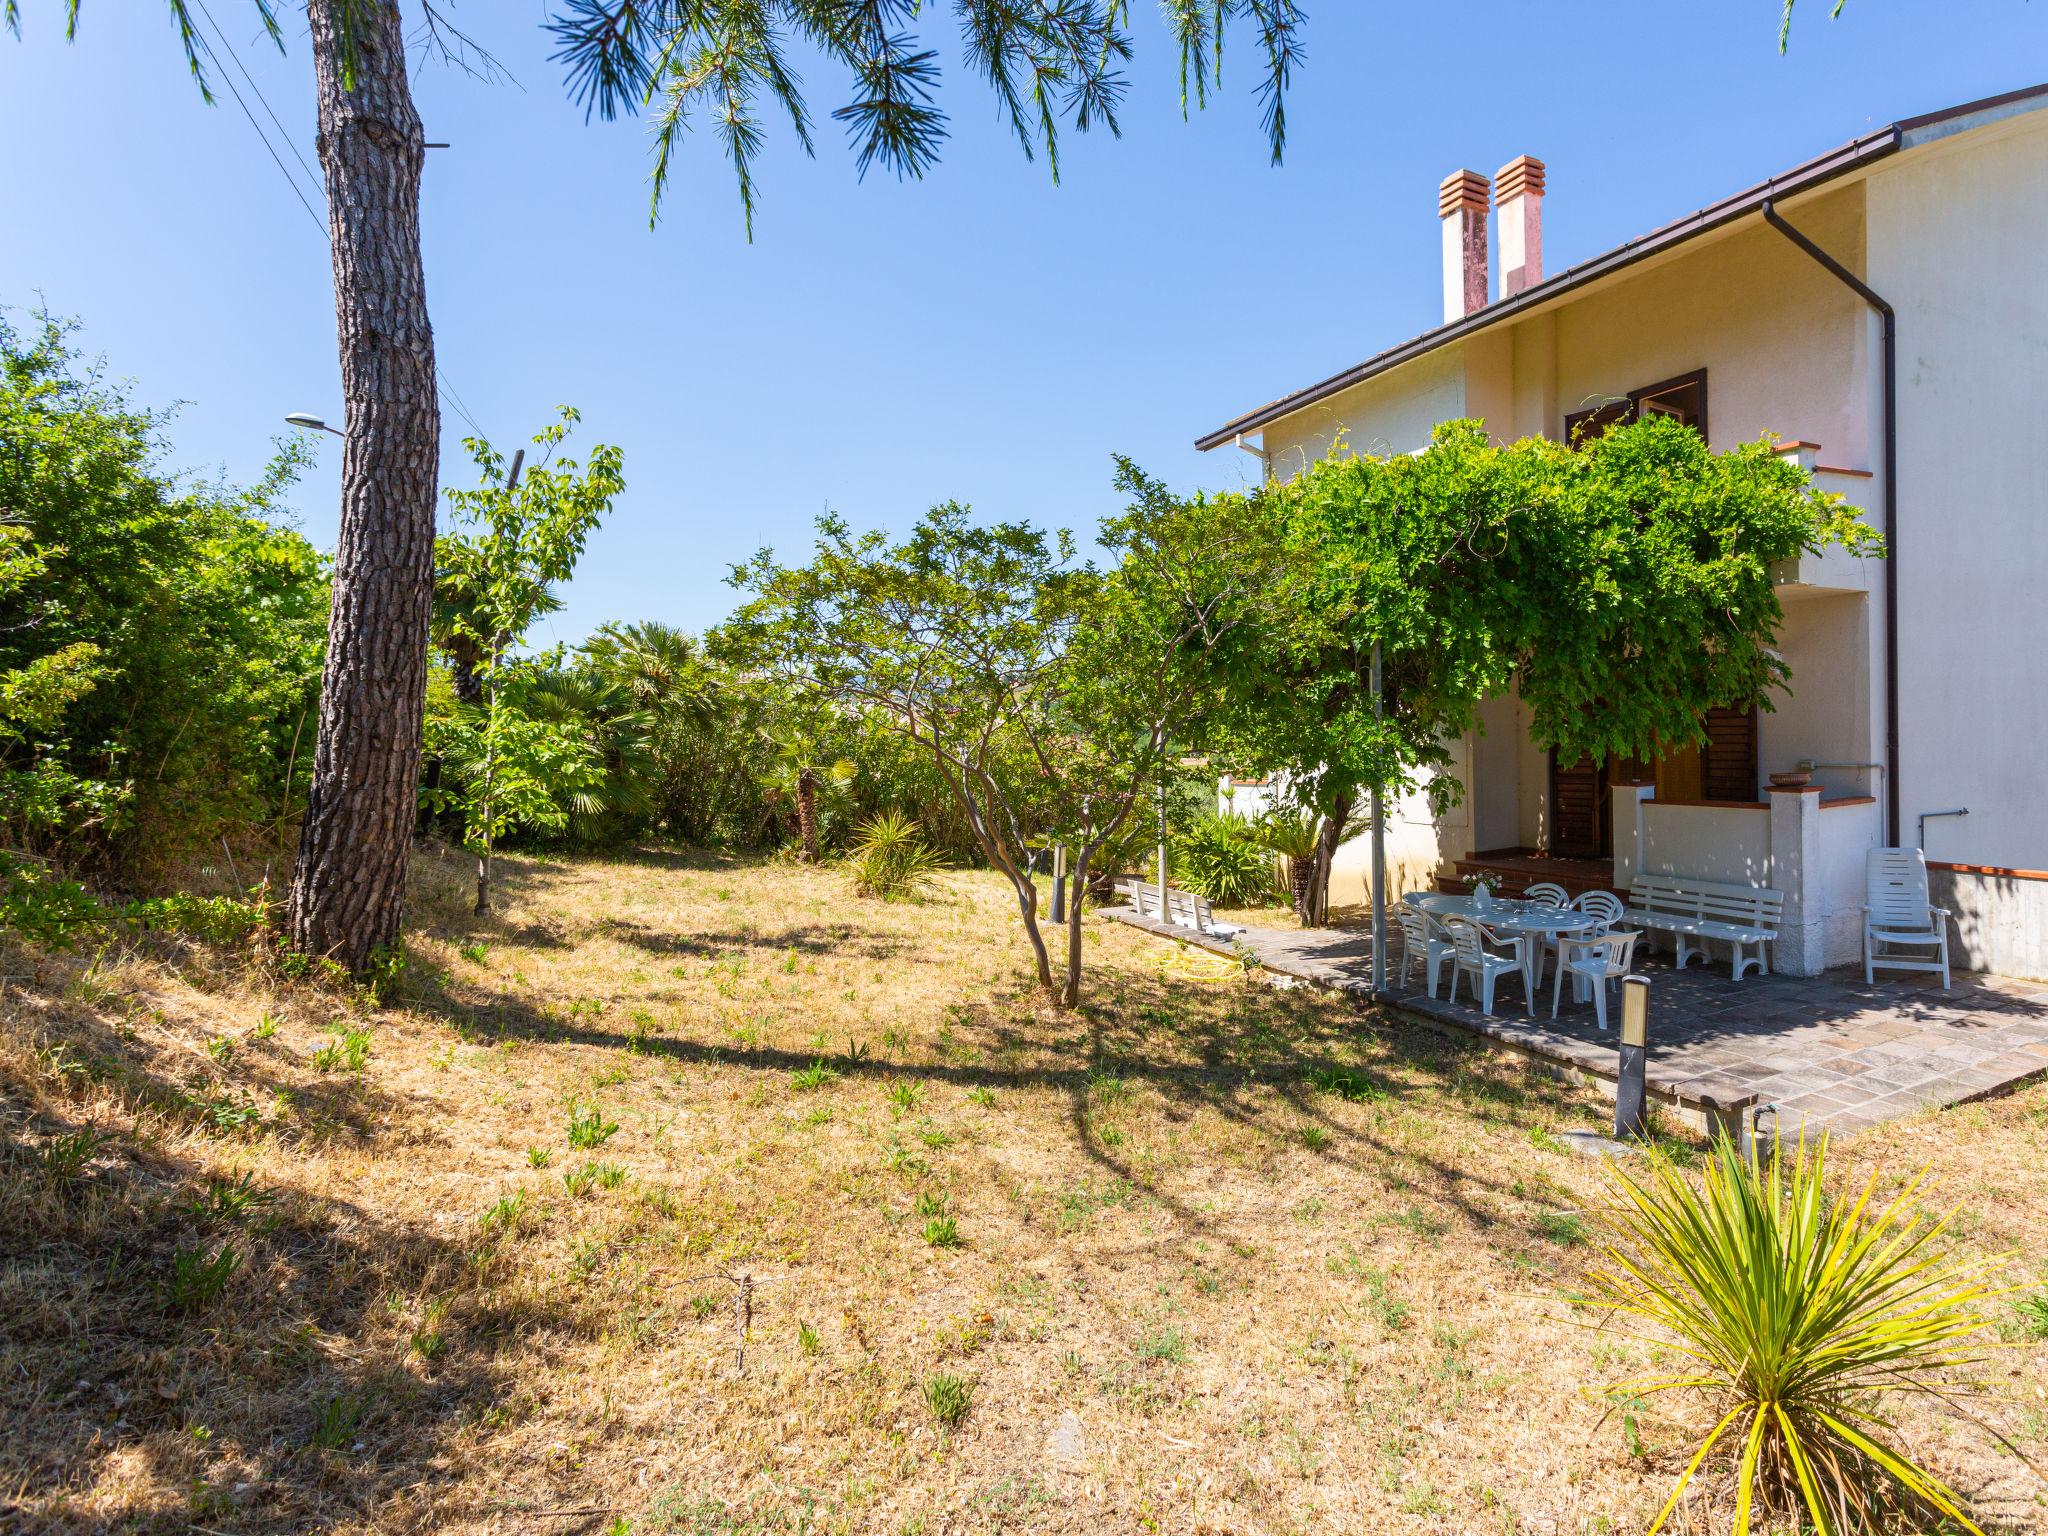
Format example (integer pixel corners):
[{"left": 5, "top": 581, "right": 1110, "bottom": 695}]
[{"left": 1410, "top": 894, "right": 1606, "bottom": 1002}]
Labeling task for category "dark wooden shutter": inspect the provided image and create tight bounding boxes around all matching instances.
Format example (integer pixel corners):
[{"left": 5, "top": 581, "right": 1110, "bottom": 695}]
[
  {"left": 1550, "top": 753, "right": 1610, "bottom": 858},
  {"left": 1701, "top": 704, "right": 1759, "bottom": 802}
]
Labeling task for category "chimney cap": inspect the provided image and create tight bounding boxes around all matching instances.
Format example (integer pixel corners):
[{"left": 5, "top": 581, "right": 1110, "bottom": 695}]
[
  {"left": 1438, "top": 168, "right": 1490, "bottom": 219},
  {"left": 1495, "top": 154, "right": 1546, "bottom": 202}
]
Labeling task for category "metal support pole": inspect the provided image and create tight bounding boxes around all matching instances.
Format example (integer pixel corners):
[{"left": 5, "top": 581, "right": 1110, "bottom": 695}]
[
  {"left": 1051, "top": 844, "right": 1067, "bottom": 924},
  {"left": 1369, "top": 643, "right": 1386, "bottom": 996},
  {"left": 1615, "top": 975, "right": 1650, "bottom": 1139},
  {"left": 1156, "top": 758, "right": 1168, "bottom": 912}
]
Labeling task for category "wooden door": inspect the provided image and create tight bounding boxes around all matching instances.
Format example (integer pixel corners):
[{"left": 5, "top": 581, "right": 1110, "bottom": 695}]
[
  {"left": 1550, "top": 753, "right": 1610, "bottom": 859},
  {"left": 1701, "top": 703, "right": 1760, "bottom": 802}
]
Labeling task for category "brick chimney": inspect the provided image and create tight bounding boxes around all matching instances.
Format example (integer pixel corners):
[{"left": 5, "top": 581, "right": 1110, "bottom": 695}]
[
  {"left": 1439, "top": 169, "right": 1490, "bottom": 322},
  {"left": 1495, "top": 155, "right": 1546, "bottom": 298}
]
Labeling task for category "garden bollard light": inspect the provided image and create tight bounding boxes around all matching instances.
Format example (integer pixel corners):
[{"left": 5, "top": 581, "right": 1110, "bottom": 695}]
[
  {"left": 1051, "top": 873, "right": 1067, "bottom": 925},
  {"left": 1614, "top": 975, "right": 1650, "bottom": 1140}
]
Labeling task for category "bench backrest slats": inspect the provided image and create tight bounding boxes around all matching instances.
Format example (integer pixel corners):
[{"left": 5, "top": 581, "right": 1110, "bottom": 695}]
[
  {"left": 1122, "top": 880, "right": 1215, "bottom": 933},
  {"left": 1629, "top": 873, "right": 1782, "bottom": 926}
]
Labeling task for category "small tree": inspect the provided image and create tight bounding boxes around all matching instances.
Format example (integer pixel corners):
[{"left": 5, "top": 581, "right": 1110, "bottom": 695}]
[
  {"left": 725, "top": 463, "right": 1281, "bottom": 1006},
  {"left": 427, "top": 411, "right": 624, "bottom": 914}
]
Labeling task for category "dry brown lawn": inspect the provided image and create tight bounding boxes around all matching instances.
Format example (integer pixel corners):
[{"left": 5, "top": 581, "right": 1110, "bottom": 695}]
[{"left": 3, "top": 845, "right": 2045, "bottom": 1535}]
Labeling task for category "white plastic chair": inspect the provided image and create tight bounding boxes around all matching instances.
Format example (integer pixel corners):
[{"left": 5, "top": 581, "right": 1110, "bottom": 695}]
[
  {"left": 1522, "top": 882, "right": 1569, "bottom": 907},
  {"left": 1444, "top": 916, "right": 1531, "bottom": 1017},
  {"left": 1395, "top": 903, "right": 1453, "bottom": 998},
  {"left": 1573, "top": 889, "right": 1625, "bottom": 928},
  {"left": 1532, "top": 886, "right": 1621, "bottom": 986},
  {"left": 1550, "top": 929, "right": 1643, "bottom": 1030},
  {"left": 1862, "top": 848, "right": 1952, "bottom": 990}
]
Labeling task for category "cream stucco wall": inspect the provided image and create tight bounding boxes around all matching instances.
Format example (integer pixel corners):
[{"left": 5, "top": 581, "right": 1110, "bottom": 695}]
[
  {"left": 1764, "top": 592, "right": 1876, "bottom": 801},
  {"left": 1639, "top": 802, "right": 1774, "bottom": 887},
  {"left": 1544, "top": 187, "right": 1871, "bottom": 456},
  {"left": 1867, "top": 110, "right": 2048, "bottom": 874},
  {"left": 1260, "top": 344, "right": 1464, "bottom": 475}
]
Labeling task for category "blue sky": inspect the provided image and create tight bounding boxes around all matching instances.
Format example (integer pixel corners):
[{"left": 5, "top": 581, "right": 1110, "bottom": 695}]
[{"left": 4, "top": 2, "right": 2043, "bottom": 647}]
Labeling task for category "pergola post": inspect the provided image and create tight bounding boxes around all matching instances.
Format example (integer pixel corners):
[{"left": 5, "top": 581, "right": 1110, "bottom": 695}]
[{"left": 1370, "top": 642, "right": 1387, "bottom": 996}]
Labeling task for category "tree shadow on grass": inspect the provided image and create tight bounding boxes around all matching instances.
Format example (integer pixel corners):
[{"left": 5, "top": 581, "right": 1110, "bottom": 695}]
[
  {"left": 397, "top": 935, "right": 1572, "bottom": 1247},
  {"left": 0, "top": 955, "right": 636, "bottom": 1534}
]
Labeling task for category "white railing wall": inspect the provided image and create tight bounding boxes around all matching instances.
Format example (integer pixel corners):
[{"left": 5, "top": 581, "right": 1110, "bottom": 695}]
[{"left": 1611, "top": 786, "right": 1881, "bottom": 976}]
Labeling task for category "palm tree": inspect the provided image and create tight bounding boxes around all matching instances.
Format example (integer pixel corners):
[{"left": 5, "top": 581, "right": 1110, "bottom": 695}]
[
  {"left": 523, "top": 668, "right": 658, "bottom": 843},
  {"left": 26, "top": 2, "right": 1304, "bottom": 972},
  {"left": 1258, "top": 805, "right": 1371, "bottom": 924},
  {"left": 580, "top": 622, "right": 759, "bottom": 844},
  {"left": 1258, "top": 808, "right": 1323, "bottom": 920}
]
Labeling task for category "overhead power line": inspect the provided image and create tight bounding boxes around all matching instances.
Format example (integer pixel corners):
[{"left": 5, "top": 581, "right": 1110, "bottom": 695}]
[{"left": 188, "top": 2, "right": 489, "bottom": 445}]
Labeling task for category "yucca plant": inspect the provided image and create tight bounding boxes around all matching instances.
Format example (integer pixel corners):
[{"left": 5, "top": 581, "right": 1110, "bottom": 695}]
[
  {"left": 1584, "top": 1133, "right": 2006, "bottom": 1535},
  {"left": 1172, "top": 812, "right": 1276, "bottom": 907},
  {"left": 846, "top": 810, "right": 944, "bottom": 901}
]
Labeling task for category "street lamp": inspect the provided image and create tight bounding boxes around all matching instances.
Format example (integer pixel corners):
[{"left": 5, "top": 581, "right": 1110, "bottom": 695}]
[{"left": 284, "top": 412, "right": 343, "bottom": 437}]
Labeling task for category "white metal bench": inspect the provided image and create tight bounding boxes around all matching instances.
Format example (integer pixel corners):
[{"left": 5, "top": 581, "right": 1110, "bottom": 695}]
[
  {"left": 1117, "top": 880, "right": 1241, "bottom": 938},
  {"left": 1624, "top": 873, "right": 1784, "bottom": 981}
]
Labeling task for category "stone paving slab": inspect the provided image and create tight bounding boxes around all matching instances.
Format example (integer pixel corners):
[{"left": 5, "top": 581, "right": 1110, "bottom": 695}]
[{"left": 1106, "top": 907, "right": 2048, "bottom": 1138}]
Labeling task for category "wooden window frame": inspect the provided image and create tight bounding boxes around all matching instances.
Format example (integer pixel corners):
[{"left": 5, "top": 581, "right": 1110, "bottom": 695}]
[
  {"left": 1629, "top": 368, "right": 1709, "bottom": 440},
  {"left": 1564, "top": 367, "right": 1710, "bottom": 445}
]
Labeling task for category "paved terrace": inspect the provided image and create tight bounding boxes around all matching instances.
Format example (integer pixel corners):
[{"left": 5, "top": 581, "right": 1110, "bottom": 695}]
[{"left": 1108, "top": 909, "right": 2048, "bottom": 1139}]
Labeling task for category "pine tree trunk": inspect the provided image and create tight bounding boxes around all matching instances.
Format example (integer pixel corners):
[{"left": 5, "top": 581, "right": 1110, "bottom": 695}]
[
  {"left": 286, "top": 1, "right": 438, "bottom": 974},
  {"left": 795, "top": 768, "right": 819, "bottom": 863}
]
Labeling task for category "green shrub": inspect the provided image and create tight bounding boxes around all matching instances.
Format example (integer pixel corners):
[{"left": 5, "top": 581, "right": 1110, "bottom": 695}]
[
  {"left": 0, "top": 315, "right": 327, "bottom": 882},
  {"left": 309, "top": 1394, "right": 363, "bottom": 1451},
  {"left": 790, "top": 1059, "right": 840, "bottom": 1092},
  {"left": 311, "top": 1023, "right": 372, "bottom": 1076},
  {"left": 161, "top": 1244, "right": 240, "bottom": 1312},
  {"left": 1584, "top": 1134, "right": 2003, "bottom": 1535},
  {"left": 1306, "top": 1064, "right": 1389, "bottom": 1104},
  {"left": 845, "top": 809, "right": 945, "bottom": 900},
  {"left": 566, "top": 1100, "right": 618, "bottom": 1149},
  {"left": 2014, "top": 1289, "right": 2048, "bottom": 1340},
  {"left": 39, "top": 1126, "right": 106, "bottom": 1181},
  {"left": 1171, "top": 813, "right": 1276, "bottom": 907},
  {"left": 921, "top": 1371, "right": 972, "bottom": 1429},
  {"left": 0, "top": 856, "right": 105, "bottom": 949},
  {"left": 123, "top": 892, "right": 265, "bottom": 944}
]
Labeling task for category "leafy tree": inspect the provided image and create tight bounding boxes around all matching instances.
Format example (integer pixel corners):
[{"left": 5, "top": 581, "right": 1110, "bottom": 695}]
[
  {"left": 0, "top": 312, "right": 328, "bottom": 885},
  {"left": 14, "top": 1, "right": 1307, "bottom": 973},
  {"left": 425, "top": 411, "right": 625, "bottom": 913},
  {"left": 726, "top": 463, "right": 1281, "bottom": 1006},
  {"left": 1221, "top": 417, "right": 1877, "bottom": 921}
]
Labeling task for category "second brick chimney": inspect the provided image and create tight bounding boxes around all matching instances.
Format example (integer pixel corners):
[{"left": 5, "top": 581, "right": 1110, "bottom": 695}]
[
  {"left": 1495, "top": 154, "right": 1546, "bottom": 298},
  {"left": 1439, "top": 169, "right": 1491, "bottom": 323}
]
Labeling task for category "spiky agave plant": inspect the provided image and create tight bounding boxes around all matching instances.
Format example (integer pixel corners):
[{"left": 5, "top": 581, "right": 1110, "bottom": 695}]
[
  {"left": 1584, "top": 1133, "right": 2007, "bottom": 1535},
  {"left": 846, "top": 810, "right": 944, "bottom": 901}
]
